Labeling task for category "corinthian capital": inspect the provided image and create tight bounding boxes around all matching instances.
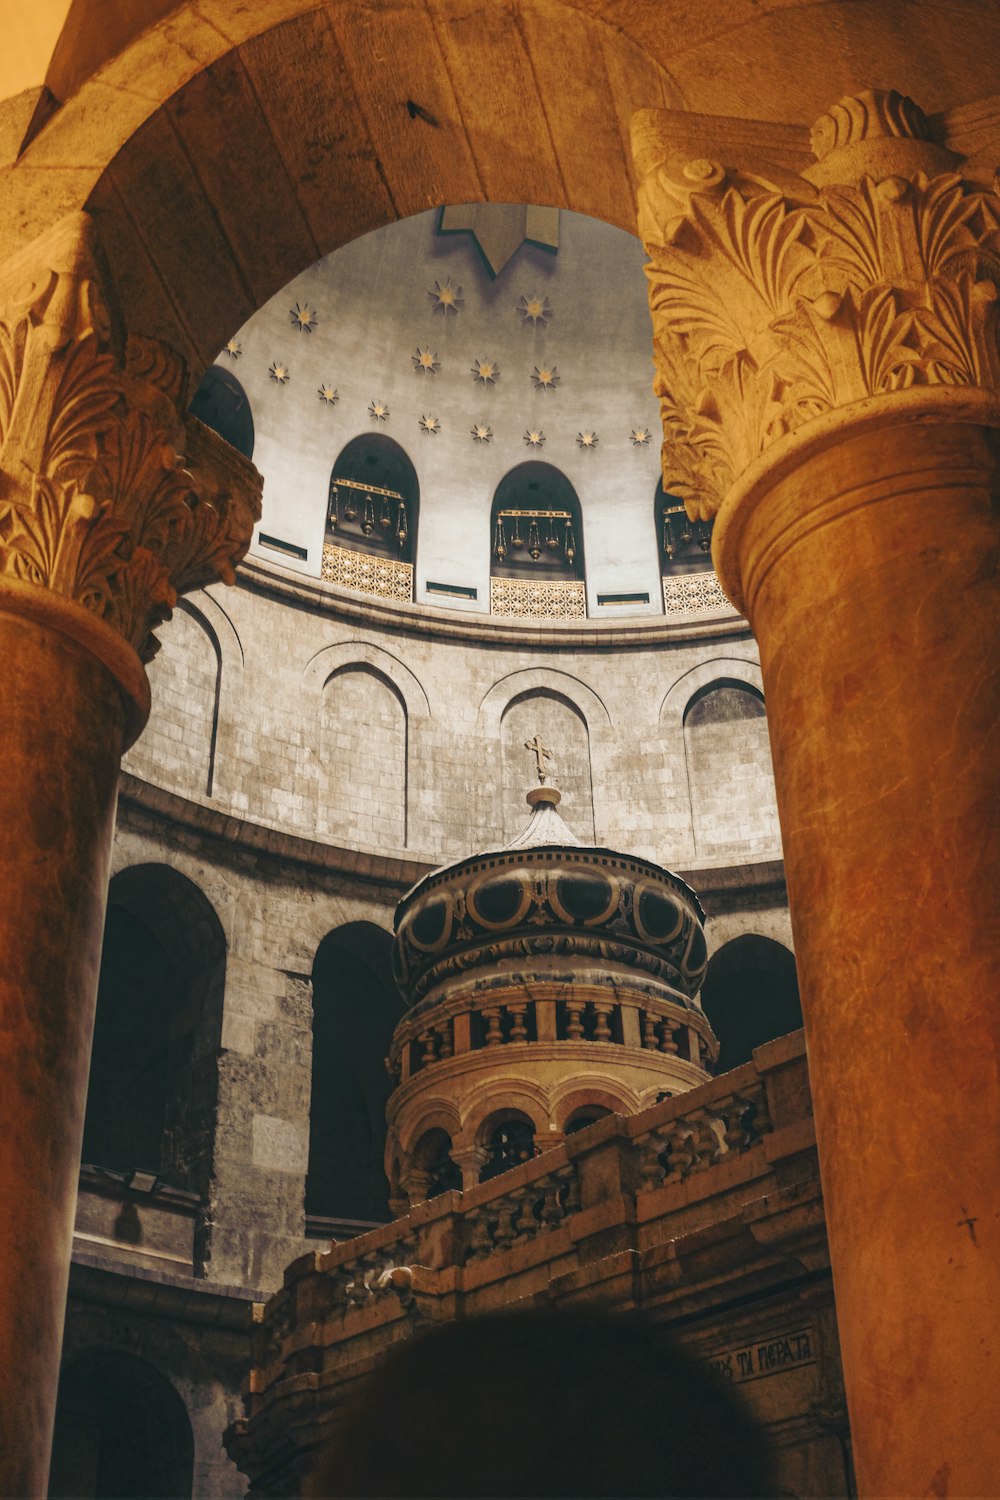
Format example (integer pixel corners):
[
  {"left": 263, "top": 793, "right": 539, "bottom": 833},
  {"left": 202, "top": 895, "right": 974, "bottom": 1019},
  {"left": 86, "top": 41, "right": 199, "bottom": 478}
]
[
  {"left": 0, "top": 213, "right": 262, "bottom": 661},
  {"left": 633, "top": 90, "right": 1000, "bottom": 519}
]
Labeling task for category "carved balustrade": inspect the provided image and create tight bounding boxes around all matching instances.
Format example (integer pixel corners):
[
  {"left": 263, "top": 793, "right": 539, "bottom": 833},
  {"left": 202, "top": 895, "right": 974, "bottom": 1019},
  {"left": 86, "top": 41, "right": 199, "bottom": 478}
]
[{"left": 389, "top": 990, "right": 715, "bottom": 1081}]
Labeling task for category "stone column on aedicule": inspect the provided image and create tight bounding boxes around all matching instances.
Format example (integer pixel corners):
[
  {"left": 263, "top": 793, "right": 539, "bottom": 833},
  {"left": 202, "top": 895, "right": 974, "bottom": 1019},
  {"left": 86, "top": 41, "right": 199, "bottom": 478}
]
[
  {"left": 633, "top": 90, "right": 1000, "bottom": 1497},
  {"left": 0, "top": 214, "right": 261, "bottom": 1497}
]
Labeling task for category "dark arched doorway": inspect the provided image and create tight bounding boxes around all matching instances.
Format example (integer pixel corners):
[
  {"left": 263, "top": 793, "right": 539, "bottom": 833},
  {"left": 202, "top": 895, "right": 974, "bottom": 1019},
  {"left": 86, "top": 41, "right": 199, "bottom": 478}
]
[
  {"left": 82, "top": 866, "right": 227, "bottom": 1197},
  {"left": 48, "top": 1352, "right": 194, "bottom": 1499},
  {"left": 700, "top": 936, "right": 802, "bottom": 1075},
  {"left": 324, "top": 434, "right": 418, "bottom": 601},
  {"left": 307, "top": 922, "right": 404, "bottom": 1229}
]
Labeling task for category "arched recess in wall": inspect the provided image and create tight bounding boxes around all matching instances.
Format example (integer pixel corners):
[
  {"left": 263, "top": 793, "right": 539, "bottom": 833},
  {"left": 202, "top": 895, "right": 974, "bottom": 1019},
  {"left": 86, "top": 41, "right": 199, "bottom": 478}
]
[
  {"left": 125, "top": 601, "right": 222, "bottom": 799},
  {"left": 82, "top": 865, "right": 227, "bottom": 1198},
  {"left": 319, "top": 665, "right": 409, "bottom": 849},
  {"left": 490, "top": 462, "right": 585, "bottom": 619},
  {"left": 188, "top": 364, "right": 254, "bottom": 459},
  {"left": 324, "top": 434, "right": 418, "bottom": 602},
  {"left": 700, "top": 936, "right": 802, "bottom": 1074},
  {"left": 49, "top": 1351, "right": 194, "bottom": 1499},
  {"left": 683, "top": 679, "right": 781, "bottom": 859},
  {"left": 307, "top": 923, "right": 404, "bottom": 1227},
  {"left": 500, "top": 689, "right": 595, "bottom": 843}
]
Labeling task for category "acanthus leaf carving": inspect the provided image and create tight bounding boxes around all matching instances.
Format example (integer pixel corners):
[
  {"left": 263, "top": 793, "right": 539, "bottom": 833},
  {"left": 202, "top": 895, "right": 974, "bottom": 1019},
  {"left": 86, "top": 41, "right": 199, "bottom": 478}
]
[
  {"left": 636, "top": 95, "right": 1000, "bottom": 519},
  {"left": 0, "top": 213, "right": 262, "bottom": 663}
]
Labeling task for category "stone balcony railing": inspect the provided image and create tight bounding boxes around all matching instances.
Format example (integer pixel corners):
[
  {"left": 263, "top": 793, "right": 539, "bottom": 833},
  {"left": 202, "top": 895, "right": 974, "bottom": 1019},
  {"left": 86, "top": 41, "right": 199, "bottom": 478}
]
[
  {"left": 228, "top": 1031, "right": 828, "bottom": 1497},
  {"left": 661, "top": 570, "right": 738, "bottom": 619},
  {"left": 490, "top": 576, "right": 587, "bottom": 619},
  {"left": 388, "top": 987, "right": 716, "bottom": 1083},
  {"left": 321, "top": 542, "right": 413, "bottom": 601}
]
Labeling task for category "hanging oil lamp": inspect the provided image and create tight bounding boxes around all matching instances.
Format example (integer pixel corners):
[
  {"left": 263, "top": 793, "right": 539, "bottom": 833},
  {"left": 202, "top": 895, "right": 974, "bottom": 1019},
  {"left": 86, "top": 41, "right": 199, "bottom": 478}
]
[
  {"left": 379, "top": 495, "right": 392, "bottom": 530},
  {"left": 662, "top": 514, "right": 676, "bottom": 560},
  {"left": 679, "top": 513, "right": 693, "bottom": 546},
  {"left": 494, "top": 517, "right": 507, "bottom": 562},
  {"left": 512, "top": 513, "right": 524, "bottom": 549},
  {"left": 527, "top": 518, "right": 542, "bottom": 561},
  {"left": 545, "top": 517, "right": 559, "bottom": 551},
  {"left": 564, "top": 522, "right": 576, "bottom": 564},
  {"left": 396, "top": 502, "right": 408, "bottom": 547},
  {"left": 697, "top": 520, "right": 712, "bottom": 552},
  {"left": 362, "top": 493, "right": 375, "bottom": 536},
  {"left": 327, "top": 482, "right": 339, "bottom": 530},
  {"left": 343, "top": 484, "right": 358, "bottom": 522}
]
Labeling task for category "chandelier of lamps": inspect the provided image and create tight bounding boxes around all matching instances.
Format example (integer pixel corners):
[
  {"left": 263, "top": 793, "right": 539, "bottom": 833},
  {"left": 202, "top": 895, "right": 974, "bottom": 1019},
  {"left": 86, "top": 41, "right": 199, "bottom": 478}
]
[
  {"left": 327, "top": 475, "right": 408, "bottom": 549},
  {"left": 493, "top": 507, "right": 576, "bottom": 565},
  {"left": 660, "top": 501, "right": 712, "bottom": 560}
]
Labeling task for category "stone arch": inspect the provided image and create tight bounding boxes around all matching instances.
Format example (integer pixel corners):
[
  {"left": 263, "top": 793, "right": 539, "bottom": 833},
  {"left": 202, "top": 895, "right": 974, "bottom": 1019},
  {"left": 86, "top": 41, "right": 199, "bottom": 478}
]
[
  {"left": 397, "top": 1100, "right": 463, "bottom": 1160},
  {"left": 682, "top": 679, "right": 781, "bottom": 860},
  {"left": 83, "top": 865, "right": 227, "bottom": 1199},
  {"left": 49, "top": 1350, "right": 195, "bottom": 1499},
  {"left": 700, "top": 935, "right": 802, "bottom": 1075},
  {"left": 307, "top": 922, "right": 402, "bottom": 1225},
  {"left": 657, "top": 657, "right": 765, "bottom": 728},
  {"left": 552, "top": 1078, "right": 640, "bottom": 1129},
  {"left": 326, "top": 432, "right": 419, "bottom": 572},
  {"left": 316, "top": 664, "right": 411, "bottom": 850},
  {"left": 462, "top": 1081, "right": 549, "bottom": 1149},
  {"left": 125, "top": 600, "right": 222, "bottom": 799},
  {"left": 304, "top": 640, "right": 430, "bottom": 719},
  {"left": 479, "top": 668, "right": 611, "bottom": 735},
  {"left": 500, "top": 689, "right": 596, "bottom": 844}
]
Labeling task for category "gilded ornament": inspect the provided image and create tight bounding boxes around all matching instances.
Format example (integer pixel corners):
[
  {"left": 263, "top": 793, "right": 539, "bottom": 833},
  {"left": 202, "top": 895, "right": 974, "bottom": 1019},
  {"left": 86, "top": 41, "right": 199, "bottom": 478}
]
[
  {"left": 577, "top": 430, "right": 598, "bottom": 450},
  {"left": 369, "top": 399, "right": 390, "bottom": 422},
  {"left": 518, "top": 293, "right": 552, "bottom": 326},
  {"left": 471, "top": 357, "right": 499, "bottom": 384},
  {"left": 289, "top": 302, "right": 318, "bottom": 332},
  {"left": 630, "top": 427, "right": 652, "bottom": 446},
  {"left": 523, "top": 428, "right": 546, "bottom": 448},
  {"left": 318, "top": 384, "right": 339, "bottom": 405},
  {"left": 419, "top": 414, "right": 441, "bottom": 434},
  {"left": 412, "top": 347, "right": 440, "bottom": 374},
  {"left": 532, "top": 365, "right": 560, "bottom": 391},
  {"left": 269, "top": 361, "right": 289, "bottom": 384},
  {"left": 224, "top": 338, "right": 241, "bottom": 359},
  {"left": 471, "top": 422, "right": 493, "bottom": 443},
  {"left": 428, "top": 280, "right": 463, "bottom": 314}
]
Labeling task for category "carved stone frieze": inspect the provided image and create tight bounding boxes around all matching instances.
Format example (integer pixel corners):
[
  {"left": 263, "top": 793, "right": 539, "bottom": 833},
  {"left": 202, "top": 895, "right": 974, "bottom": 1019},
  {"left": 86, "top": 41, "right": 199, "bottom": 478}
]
[
  {"left": 0, "top": 212, "right": 262, "bottom": 661},
  {"left": 634, "top": 90, "right": 1000, "bottom": 518}
]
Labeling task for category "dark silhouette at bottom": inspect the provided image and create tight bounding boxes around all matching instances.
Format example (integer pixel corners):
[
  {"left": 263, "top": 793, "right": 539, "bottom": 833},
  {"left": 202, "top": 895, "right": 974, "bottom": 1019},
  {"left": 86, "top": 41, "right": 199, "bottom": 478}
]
[{"left": 317, "top": 1306, "right": 775, "bottom": 1498}]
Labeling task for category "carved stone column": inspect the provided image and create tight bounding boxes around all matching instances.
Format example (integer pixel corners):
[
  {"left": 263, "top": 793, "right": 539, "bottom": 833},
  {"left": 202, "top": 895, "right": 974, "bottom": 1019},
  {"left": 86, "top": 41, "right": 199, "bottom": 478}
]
[
  {"left": 0, "top": 213, "right": 261, "bottom": 1496},
  {"left": 635, "top": 91, "right": 1000, "bottom": 1498}
]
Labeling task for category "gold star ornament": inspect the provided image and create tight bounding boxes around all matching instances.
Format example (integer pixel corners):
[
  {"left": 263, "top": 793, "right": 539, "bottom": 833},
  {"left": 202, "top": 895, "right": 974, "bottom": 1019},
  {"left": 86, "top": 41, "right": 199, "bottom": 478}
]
[
  {"left": 518, "top": 292, "right": 552, "bottom": 326},
  {"left": 630, "top": 426, "right": 652, "bottom": 446},
  {"left": 318, "top": 384, "right": 339, "bottom": 405},
  {"left": 577, "top": 430, "right": 599, "bottom": 450},
  {"left": 269, "top": 361, "right": 290, "bottom": 384},
  {"left": 290, "top": 302, "right": 318, "bottom": 332},
  {"left": 471, "top": 421, "right": 493, "bottom": 443},
  {"left": 412, "top": 347, "right": 440, "bottom": 374},
  {"left": 224, "top": 338, "right": 241, "bottom": 359},
  {"left": 428, "top": 280, "right": 463, "bottom": 314},
  {"left": 471, "top": 357, "right": 499, "bottom": 385},
  {"left": 419, "top": 414, "right": 441, "bottom": 434},
  {"left": 369, "top": 399, "right": 390, "bottom": 422},
  {"left": 532, "top": 365, "right": 560, "bottom": 391},
  {"left": 524, "top": 427, "right": 545, "bottom": 448}
]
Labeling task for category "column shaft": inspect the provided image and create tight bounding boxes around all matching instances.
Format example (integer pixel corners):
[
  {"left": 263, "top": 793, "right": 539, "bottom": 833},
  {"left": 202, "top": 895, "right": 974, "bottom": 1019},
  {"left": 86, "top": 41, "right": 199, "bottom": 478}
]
[
  {"left": 720, "top": 417, "right": 1000, "bottom": 1496},
  {"left": 0, "top": 595, "right": 138, "bottom": 1496}
]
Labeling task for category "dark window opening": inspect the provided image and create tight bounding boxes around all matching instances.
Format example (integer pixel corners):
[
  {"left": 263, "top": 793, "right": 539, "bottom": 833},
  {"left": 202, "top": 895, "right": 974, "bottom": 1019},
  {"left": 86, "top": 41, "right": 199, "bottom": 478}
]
[
  {"left": 490, "top": 463, "right": 583, "bottom": 584},
  {"left": 700, "top": 936, "right": 802, "bottom": 1074},
  {"left": 326, "top": 435, "right": 418, "bottom": 566},
  {"left": 188, "top": 365, "right": 254, "bottom": 460},
  {"left": 657, "top": 480, "right": 713, "bottom": 577},
  {"left": 479, "top": 1115, "right": 537, "bottom": 1183}
]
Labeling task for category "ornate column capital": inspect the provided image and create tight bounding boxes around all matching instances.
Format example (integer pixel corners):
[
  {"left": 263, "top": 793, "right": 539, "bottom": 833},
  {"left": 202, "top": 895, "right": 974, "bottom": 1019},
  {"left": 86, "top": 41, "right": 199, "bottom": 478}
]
[
  {"left": 0, "top": 212, "right": 262, "bottom": 735},
  {"left": 633, "top": 89, "right": 1000, "bottom": 605}
]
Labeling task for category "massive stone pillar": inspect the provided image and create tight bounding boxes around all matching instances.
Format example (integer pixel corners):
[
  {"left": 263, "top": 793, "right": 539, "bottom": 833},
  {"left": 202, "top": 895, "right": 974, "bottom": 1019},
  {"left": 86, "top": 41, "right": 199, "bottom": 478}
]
[
  {"left": 0, "top": 214, "right": 261, "bottom": 1497},
  {"left": 634, "top": 91, "right": 1000, "bottom": 1497}
]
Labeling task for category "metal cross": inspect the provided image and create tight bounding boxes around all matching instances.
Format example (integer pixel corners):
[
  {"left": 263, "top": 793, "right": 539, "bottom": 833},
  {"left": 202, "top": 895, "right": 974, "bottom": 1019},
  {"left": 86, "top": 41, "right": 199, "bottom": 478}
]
[{"left": 524, "top": 734, "right": 555, "bottom": 784}]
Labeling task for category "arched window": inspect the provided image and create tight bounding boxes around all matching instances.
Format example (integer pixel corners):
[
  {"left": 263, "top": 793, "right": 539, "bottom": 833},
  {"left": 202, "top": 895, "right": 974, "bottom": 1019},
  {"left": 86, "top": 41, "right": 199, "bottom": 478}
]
[
  {"left": 323, "top": 435, "right": 418, "bottom": 602},
  {"left": 82, "top": 867, "right": 226, "bottom": 1196},
  {"left": 490, "top": 463, "right": 585, "bottom": 619},
  {"left": 563, "top": 1105, "right": 613, "bottom": 1135},
  {"left": 700, "top": 936, "right": 802, "bottom": 1074},
  {"left": 49, "top": 1352, "right": 194, "bottom": 1499},
  {"left": 410, "top": 1128, "right": 462, "bottom": 1199},
  {"left": 656, "top": 480, "right": 712, "bottom": 577},
  {"left": 307, "top": 923, "right": 404, "bottom": 1228},
  {"left": 479, "top": 1113, "right": 537, "bottom": 1183},
  {"left": 188, "top": 364, "right": 254, "bottom": 459}
]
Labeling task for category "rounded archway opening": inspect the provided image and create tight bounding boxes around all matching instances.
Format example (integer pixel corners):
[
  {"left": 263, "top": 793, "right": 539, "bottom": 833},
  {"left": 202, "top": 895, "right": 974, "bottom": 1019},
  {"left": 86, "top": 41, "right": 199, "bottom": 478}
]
[
  {"left": 700, "top": 936, "right": 802, "bottom": 1074},
  {"left": 564, "top": 1105, "right": 613, "bottom": 1136},
  {"left": 491, "top": 463, "right": 583, "bottom": 584},
  {"left": 82, "top": 865, "right": 227, "bottom": 1197},
  {"left": 187, "top": 364, "right": 254, "bottom": 459},
  {"left": 326, "top": 434, "right": 418, "bottom": 565},
  {"left": 410, "top": 1127, "right": 462, "bottom": 1200},
  {"left": 478, "top": 1112, "right": 537, "bottom": 1184},
  {"left": 307, "top": 922, "right": 405, "bottom": 1229},
  {"left": 656, "top": 480, "right": 712, "bottom": 577},
  {"left": 48, "top": 1352, "right": 194, "bottom": 1499}
]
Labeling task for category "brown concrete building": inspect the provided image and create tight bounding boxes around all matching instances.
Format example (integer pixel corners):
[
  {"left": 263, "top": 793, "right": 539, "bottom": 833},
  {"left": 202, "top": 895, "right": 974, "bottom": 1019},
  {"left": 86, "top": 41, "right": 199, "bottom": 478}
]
[{"left": 0, "top": 4, "right": 997, "bottom": 1497}]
